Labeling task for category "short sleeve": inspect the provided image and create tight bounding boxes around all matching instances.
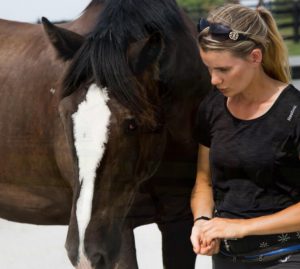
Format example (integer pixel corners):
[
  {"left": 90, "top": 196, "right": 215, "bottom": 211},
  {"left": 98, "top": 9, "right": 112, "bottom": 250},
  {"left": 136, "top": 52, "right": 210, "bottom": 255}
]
[
  {"left": 294, "top": 114, "right": 300, "bottom": 156},
  {"left": 194, "top": 95, "right": 211, "bottom": 147}
]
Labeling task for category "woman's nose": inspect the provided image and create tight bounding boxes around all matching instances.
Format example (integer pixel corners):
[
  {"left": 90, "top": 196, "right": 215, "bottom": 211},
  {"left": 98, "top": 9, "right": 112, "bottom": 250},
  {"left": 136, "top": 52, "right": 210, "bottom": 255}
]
[{"left": 211, "top": 72, "right": 222, "bottom": 86}]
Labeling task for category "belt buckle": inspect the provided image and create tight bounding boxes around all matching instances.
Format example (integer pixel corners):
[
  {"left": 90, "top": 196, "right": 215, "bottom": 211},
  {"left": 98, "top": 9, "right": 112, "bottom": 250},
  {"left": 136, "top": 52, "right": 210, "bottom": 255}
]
[
  {"left": 223, "top": 238, "right": 238, "bottom": 252},
  {"left": 224, "top": 239, "right": 230, "bottom": 251}
]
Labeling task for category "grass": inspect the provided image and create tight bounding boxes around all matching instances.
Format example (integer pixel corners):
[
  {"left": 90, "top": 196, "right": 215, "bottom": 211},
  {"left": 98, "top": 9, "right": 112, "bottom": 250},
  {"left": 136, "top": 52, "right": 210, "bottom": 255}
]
[
  {"left": 286, "top": 40, "right": 300, "bottom": 56},
  {"left": 278, "top": 23, "right": 300, "bottom": 56},
  {"left": 273, "top": 12, "right": 300, "bottom": 56}
]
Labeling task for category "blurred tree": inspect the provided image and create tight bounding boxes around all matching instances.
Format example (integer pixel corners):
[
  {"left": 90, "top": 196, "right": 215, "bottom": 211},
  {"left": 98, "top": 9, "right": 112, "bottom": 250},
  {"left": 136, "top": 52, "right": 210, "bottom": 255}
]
[
  {"left": 177, "top": 0, "right": 239, "bottom": 9},
  {"left": 177, "top": 0, "right": 240, "bottom": 21},
  {"left": 258, "top": 0, "right": 265, "bottom": 6},
  {"left": 177, "top": 0, "right": 221, "bottom": 9}
]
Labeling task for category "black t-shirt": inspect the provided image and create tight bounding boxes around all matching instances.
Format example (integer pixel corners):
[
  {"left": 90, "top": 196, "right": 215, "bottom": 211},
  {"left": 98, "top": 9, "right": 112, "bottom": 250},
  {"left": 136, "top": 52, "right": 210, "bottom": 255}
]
[{"left": 196, "top": 84, "right": 300, "bottom": 219}]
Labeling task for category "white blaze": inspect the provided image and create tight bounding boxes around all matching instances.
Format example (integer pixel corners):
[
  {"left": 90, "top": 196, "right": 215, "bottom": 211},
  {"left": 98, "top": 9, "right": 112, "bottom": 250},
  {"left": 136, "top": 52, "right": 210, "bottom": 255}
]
[{"left": 72, "top": 84, "right": 111, "bottom": 264}]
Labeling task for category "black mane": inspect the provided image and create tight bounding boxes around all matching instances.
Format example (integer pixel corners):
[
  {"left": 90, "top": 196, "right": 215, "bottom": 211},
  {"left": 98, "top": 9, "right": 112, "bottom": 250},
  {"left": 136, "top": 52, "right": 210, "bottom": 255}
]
[{"left": 62, "top": 0, "right": 198, "bottom": 114}]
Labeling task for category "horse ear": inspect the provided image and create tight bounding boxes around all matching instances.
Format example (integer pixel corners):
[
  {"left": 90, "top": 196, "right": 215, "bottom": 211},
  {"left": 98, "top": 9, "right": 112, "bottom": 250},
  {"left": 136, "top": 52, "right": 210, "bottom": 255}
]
[
  {"left": 128, "top": 32, "right": 163, "bottom": 75},
  {"left": 42, "top": 17, "right": 85, "bottom": 61}
]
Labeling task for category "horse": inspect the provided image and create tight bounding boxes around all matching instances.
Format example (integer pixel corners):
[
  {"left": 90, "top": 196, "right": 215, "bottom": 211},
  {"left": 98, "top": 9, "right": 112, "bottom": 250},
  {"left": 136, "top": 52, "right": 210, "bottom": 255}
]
[{"left": 0, "top": 0, "right": 211, "bottom": 268}]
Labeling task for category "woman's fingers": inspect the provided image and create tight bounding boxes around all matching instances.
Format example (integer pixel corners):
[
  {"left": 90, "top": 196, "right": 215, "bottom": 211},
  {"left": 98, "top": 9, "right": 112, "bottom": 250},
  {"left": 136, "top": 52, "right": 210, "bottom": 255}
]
[
  {"left": 199, "top": 239, "right": 220, "bottom": 255},
  {"left": 190, "top": 226, "right": 202, "bottom": 253}
]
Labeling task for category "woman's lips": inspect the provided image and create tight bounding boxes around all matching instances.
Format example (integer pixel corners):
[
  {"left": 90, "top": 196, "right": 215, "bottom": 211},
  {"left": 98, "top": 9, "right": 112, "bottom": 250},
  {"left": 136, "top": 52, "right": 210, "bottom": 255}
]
[{"left": 218, "top": 87, "right": 227, "bottom": 93}]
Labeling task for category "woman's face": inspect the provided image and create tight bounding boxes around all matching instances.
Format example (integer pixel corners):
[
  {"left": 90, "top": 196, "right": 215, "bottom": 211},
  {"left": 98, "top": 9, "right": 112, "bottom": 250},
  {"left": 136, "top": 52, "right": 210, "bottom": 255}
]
[{"left": 199, "top": 48, "right": 260, "bottom": 97}]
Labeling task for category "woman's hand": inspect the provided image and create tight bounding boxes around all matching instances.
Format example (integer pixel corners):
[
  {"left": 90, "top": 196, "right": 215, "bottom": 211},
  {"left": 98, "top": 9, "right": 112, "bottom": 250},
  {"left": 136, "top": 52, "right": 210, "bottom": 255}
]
[
  {"left": 200, "top": 217, "right": 246, "bottom": 245},
  {"left": 190, "top": 220, "right": 220, "bottom": 255}
]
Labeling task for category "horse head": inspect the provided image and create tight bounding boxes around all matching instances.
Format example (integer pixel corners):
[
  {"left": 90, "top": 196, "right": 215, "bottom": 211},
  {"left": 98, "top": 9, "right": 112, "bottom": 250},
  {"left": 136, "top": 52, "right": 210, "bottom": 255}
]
[{"left": 43, "top": 17, "right": 166, "bottom": 269}]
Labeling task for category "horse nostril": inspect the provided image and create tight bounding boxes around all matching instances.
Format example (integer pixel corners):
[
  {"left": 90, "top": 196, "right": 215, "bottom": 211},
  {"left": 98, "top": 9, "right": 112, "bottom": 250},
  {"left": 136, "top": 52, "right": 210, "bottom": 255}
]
[
  {"left": 76, "top": 252, "right": 107, "bottom": 269},
  {"left": 76, "top": 255, "right": 95, "bottom": 269},
  {"left": 91, "top": 252, "right": 107, "bottom": 269}
]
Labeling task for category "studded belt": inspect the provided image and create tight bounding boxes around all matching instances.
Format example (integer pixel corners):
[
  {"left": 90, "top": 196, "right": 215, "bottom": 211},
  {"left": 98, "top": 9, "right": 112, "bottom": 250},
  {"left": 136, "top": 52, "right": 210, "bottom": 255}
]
[
  {"left": 220, "top": 232, "right": 300, "bottom": 263},
  {"left": 220, "top": 243, "right": 300, "bottom": 263}
]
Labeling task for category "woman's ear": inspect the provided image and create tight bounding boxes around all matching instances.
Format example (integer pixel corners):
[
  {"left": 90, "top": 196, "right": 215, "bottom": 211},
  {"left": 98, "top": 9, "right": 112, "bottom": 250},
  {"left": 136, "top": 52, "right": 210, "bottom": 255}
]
[{"left": 250, "top": 48, "right": 263, "bottom": 64}]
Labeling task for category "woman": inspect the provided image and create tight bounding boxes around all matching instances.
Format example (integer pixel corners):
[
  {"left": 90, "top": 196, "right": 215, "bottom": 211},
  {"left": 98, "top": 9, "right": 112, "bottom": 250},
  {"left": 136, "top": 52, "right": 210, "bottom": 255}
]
[{"left": 190, "top": 4, "right": 300, "bottom": 268}]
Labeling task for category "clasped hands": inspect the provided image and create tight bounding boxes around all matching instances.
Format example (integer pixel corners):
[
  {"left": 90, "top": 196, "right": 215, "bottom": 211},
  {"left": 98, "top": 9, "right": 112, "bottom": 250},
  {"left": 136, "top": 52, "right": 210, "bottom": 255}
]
[{"left": 190, "top": 217, "right": 245, "bottom": 255}]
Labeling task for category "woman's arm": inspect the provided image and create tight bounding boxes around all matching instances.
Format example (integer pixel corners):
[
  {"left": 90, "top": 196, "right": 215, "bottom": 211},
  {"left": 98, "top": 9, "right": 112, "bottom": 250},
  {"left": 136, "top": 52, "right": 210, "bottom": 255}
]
[
  {"left": 190, "top": 145, "right": 219, "bottom": 255},
  {"left": 200, "top": 202, "right": 300, "bottom": 244},
  {"left": 191, "top": 145, "right": 214, "bottom": 220},
  {"left": 246, "top": 202, "right": 300, "bottom": 235}
]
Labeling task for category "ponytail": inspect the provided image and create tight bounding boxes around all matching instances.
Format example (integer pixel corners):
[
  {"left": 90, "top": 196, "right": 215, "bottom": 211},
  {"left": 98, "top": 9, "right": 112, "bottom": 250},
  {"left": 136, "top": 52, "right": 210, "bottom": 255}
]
[{"left": 256, "top": 6, "right": 291, "bottom": 83}]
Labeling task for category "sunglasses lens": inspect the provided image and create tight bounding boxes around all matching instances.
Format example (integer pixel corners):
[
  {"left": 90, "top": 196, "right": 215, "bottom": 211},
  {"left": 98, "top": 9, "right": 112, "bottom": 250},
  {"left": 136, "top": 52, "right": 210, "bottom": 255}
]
[
  {"left": 198, "top": 18, "right": 210, "bottom": 32},
  {"left": 210, "top": 24, "right": 230, "bottom": 34},
  {"left": 198, "top": 18, "right": 247, "bottom": 41}
]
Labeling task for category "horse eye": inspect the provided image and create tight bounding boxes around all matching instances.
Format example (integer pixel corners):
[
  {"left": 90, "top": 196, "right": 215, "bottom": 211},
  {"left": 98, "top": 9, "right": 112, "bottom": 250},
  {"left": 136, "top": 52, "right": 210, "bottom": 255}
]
[{"left": 124, "top": 118, "right": 138, "bottom": 133}]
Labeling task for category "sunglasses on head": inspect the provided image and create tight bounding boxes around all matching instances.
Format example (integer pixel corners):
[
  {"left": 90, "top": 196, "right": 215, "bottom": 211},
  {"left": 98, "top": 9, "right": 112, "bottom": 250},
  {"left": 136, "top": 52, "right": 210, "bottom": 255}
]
[{"left": 197, "top": 18, "right": 248, "bottom": 41}]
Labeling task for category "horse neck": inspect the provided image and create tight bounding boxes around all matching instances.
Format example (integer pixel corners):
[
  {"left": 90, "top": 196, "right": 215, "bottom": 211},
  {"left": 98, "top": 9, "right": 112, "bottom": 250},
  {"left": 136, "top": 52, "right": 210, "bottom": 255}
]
[{"left": 60, "top": 1, "right": 104, "bottom": 36}]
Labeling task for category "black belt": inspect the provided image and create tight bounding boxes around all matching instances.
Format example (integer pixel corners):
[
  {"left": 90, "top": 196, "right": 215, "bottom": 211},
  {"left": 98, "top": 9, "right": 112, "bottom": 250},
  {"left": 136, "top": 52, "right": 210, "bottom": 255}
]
[
  {"left": 222, "top": 232, "right": 300, "bottom": 254},
  {"left": 220, "top": 243, "right": 300, "bottom": 263},
  {"left": 219, "top": 232, "right": 300, "bottom": 263}
]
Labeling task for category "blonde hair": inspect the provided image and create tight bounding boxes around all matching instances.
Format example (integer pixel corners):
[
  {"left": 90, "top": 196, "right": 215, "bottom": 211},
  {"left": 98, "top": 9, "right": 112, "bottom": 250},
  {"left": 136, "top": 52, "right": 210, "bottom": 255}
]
[{"left": 198, "top": 4, "right": 291, "bottom": 83}]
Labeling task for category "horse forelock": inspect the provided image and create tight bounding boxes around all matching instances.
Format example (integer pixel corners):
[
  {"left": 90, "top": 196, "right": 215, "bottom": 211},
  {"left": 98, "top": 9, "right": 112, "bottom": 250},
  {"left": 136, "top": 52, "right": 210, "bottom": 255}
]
[
  {"left": 62, "top": 0, "right": 190, "bottom": 127},
  {"left": 89, "top": 0, "right": 189, "bottom": 78},
  {"left": 62, "top": 41, "right": 159, "bottom": 130}
]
